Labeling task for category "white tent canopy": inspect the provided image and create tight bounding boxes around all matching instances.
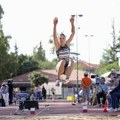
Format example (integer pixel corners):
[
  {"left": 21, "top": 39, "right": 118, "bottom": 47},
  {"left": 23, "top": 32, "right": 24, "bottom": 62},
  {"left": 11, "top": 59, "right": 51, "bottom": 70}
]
[{"left": 101, "top": 72, "right": 111, "bottom": 78}]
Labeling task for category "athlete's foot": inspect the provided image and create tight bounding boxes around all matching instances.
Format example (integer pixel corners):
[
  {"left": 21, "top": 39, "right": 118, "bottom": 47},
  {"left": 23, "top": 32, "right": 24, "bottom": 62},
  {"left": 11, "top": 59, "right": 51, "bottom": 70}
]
[{"left": 65, "top": 78, "right": 70, "bottom": 84}]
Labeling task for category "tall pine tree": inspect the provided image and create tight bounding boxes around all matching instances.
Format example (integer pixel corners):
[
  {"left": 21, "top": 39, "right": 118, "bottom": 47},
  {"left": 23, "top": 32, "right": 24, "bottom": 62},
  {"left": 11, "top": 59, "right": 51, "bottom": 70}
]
[{"left": 33, "top": 41, "right": 46, "bottom": 61}]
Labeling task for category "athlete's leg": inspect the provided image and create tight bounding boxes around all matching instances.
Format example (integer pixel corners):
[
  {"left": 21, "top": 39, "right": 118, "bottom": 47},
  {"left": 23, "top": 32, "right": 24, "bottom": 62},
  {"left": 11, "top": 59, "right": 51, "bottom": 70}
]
[
  {"left": 56, "top": 60, "right": 66, "bottom": 79},
  {"left": 65, "top": 59, "right": 74, "bottom": 79}
]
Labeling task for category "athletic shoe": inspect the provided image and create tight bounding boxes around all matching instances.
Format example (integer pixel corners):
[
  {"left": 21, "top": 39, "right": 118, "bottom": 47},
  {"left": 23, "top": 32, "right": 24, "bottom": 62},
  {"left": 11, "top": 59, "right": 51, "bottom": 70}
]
[
  {"left": 114, "top": 108, "right": 118, "bottom": 111},
  {"left": 117, "top": 107, "right": 120, "bottom": 111},
  {"left": 108, "top": 107, "right": 118, "bottom": 112},
  {"left": 107, "top": 107, "right": 114, "bottom": 112},
  {"left": 65, "top": 79, "right": 70, "bottom": 84},
  {"left": 94, "top": 104, "right": 101, "bottom": 108}
]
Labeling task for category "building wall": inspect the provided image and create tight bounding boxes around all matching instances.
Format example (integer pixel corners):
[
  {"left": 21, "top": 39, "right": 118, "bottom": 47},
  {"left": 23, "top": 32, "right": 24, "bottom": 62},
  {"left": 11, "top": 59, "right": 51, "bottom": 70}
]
[
  {"left": 43, "top": 82, "right": 62, "bottom": 98},
  {"left": 43, "top": 82, "right": 79, "bottom": 99},
  {"left": 62, "top": 87, "right": 75, "bottom": 98}
]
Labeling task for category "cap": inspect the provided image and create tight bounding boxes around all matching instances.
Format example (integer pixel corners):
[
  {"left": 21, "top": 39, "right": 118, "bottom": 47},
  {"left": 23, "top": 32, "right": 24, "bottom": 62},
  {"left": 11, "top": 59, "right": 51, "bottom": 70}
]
[
  {"left": 84, "top": 72, "right": 88, "bottom": 76},
  {"left": 111, "top": 68, "right": 116, "bottom": 73}
]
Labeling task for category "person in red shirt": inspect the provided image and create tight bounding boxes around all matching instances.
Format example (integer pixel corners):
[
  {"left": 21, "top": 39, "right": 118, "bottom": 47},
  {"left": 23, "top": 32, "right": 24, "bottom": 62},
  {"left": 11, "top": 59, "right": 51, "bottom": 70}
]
[{"left": 81, "top": 72, "right": 92, "bottom": 104}]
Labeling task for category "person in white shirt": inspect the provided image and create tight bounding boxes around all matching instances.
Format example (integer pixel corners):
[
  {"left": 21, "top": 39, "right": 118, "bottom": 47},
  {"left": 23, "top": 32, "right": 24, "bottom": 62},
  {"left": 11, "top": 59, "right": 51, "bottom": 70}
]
[{"left": 1, "top": 83, "right": 9, "bottom": 106}]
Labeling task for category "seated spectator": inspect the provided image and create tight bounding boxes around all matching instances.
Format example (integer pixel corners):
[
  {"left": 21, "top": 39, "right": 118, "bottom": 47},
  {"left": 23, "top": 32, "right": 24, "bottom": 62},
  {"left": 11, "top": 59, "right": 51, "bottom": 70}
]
[
  {"left": 16, "top": 91, "right": 29, "bottom": 102},
  {"left": 78, "top": 88, "right": 83, "bottom": 98},
  {"left": 90, "top": 75, "right": 100, "bottom": 106},
  {"left": 0, "top": 95, "right": 5, "bottom": 107},
  {"left": 107, "top": 69, "right": 119, "bottom": 109},
  {"left": 96, "top": 77, "right": 108, "bottom": 107},
  {"left": 90, "top": 84, "right": 98, "bottom": 106},
  {"left": 78, "top": 88, "right": 87, "bottom": 103},
  {"left": 15, "top": 91, "right": 29, "bottom": 110},
  {"left": 108, "top": 80, "right": 120, "bottom": 112}
]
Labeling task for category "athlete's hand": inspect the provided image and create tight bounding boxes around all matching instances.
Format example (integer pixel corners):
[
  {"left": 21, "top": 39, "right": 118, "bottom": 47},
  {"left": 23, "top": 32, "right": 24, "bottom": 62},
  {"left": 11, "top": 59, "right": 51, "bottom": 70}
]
[
  {"left": 53, "top": 17, "right": 58, "bottom": 25},
  {"left": 70, "top": 16, "right": 75, "bottom": 24}
]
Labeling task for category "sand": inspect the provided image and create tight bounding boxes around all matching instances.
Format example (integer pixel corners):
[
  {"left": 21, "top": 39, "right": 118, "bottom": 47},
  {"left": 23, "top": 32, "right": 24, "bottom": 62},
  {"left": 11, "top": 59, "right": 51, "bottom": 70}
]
[{"left": 0, "top": 115, "right": 120, "bottom": 120}]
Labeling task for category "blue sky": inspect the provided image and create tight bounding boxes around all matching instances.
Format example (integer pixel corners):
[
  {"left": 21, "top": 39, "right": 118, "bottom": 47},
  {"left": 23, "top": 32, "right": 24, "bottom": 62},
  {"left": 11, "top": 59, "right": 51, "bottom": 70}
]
[{"left": 1, "top": 0, "right": 120, "bottom": 64}]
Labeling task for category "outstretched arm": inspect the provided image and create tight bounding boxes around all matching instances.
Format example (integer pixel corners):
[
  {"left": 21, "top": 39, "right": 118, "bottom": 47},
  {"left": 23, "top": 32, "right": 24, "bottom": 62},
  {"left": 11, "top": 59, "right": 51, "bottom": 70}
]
[
  {"left": 66, "top": 16, "right": 75, "bottom": 47},
  {"left": 53, "top": 17, "right": 60, "bottom": 50}
]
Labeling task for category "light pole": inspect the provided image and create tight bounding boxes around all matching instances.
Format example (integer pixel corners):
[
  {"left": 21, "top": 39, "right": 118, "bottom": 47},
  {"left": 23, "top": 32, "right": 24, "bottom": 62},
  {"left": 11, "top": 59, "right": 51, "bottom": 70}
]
[
  {"left": 0, "top": 17, "right": 2, "bottom": 38},
  {"left": 85, "top": 35, "right": 94, "bottom": 76},
  {"left": 72, "top": 14, "right": 83, "bottom": 103},
  {"left": 117, "top": 52, "right": 120, "bottom": 72},
  {"left": 0, "top": 5, "right": 4, "bottom": 38}
]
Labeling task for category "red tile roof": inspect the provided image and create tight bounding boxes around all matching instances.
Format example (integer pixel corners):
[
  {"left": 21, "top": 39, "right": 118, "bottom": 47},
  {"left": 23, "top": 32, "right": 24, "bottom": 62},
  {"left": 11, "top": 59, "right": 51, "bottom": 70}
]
[
  {"left": 78, "top": 60, "right": 99, "bottom": 69},
  {"left": 6, "top": 69, "right": 87, "bottom": 83}
]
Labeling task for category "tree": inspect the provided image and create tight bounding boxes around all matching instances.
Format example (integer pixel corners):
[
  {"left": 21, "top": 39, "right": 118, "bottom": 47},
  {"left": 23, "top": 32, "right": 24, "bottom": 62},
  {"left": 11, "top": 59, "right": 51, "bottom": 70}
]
[
  {"left": 28, "top": 71, "right": 48, "bottom": 87},
  {"left": 32, "top": 41, "right": 56, "bottom": 69},
  {"left": 0, "top": 33, "right": 19, "bottom": 80},
  {"left": 0, "top": 5, "right": 4, "bottom": 19},
  {"left": 17, "top": 54, "right": 38, "bottom": 75},
  {"left": 6, "top": 53, "right": 19, "bottom": 77},
  {"left": 0, "top": 31, "right": 10, "bottom": 80},
  {"left": 0, "top": 5, "right": 19, "bottom": 81},
  {"left": 33, "top": 41, "right": 46, "bottom": 61},
  {"left": 100, "top": 20, "right": 120, "bottom": 63},
  {"left": 49, "top": 36, "right": 56, "bottom": 54},
  {"left": 37, "top": 60, "right": 56, "bottom": 69},
  {"left": 98, "top": 20, "right": 120, "bottom": 75},
  {"left": 116, "top": 32, "right": 120, "bottom": 52},
  {"left": 14, "top": 42, "right": 18, "bottom": 57},
  {"left": 101, "top": 20, "right": 118, "bottom": 64}
]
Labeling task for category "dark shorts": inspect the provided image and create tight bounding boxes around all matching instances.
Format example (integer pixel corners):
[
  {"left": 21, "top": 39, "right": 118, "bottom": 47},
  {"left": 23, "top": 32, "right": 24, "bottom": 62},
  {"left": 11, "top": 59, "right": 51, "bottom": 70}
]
[{"left": 63, "top": 61, "right": 69, "bottom": 74}]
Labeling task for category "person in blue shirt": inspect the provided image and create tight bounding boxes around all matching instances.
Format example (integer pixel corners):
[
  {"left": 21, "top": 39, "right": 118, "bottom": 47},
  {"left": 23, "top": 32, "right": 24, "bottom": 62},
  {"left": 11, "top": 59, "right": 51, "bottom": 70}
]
[
  {"left": 96, "top": 77, "right": 108, "bottom": 107},
  {"left": 35, "top": 88, "right": 42, "bottom": 101},
  {"left": 53, "top": 16, "right": 75, "bottom": 86}
]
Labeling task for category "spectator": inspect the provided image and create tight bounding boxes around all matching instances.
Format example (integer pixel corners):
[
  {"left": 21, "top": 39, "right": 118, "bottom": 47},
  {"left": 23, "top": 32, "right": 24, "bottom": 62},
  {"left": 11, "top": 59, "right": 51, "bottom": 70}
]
[
  {"left": 107, "top": 69, "right": 119, "bottom": 109},
  {"left": 12, "top": 90, "right": 17, "bottom": 105},
  {"left": 29, "top": 89, "right": 35, "bottom": 100},
  {"left": 90, "top": 84, "right": 98, "bottom": 106},
  {"left": 7, "top": 80, "right": 13, "bottom": 105},
  {"left": 0, "top": 85, "right": 1, "bottom": 94},
  {"left": 109, "top": 69, "right": 119, "bottom": 86},
  {"left": 1, "top": 83, "right": 9, "bottom": 106},
  {"left": 15, "top": 91, "right": 29, "bottom": 111},
  {"left": 35, "top": 88, "right": 42, "bottom": 101},
  {"left": 16, "top": 91, "right": 29, "bottom": 102},
  {"left": 96, "top": 77, "right": 108, "bottom": 107},
  {"left": 78, "top": 88, "right": 83, "bottom": 98},
  {"left": 108, "top": 80, "right": 120, "bottom": 112},
  {"left": 51, "top": 87, "right": 55, "bottom": 101},
  {"left": 30, "top": 93, "right": 35, "bottom": 101},
  {"left": 0, "top": 95, "right": 5, "bottom": 107},
  {"left": 95, "top": 75, "right": 100, "bottom": 85},
  {"left": 42, "top": 86, "right": 46, "bottom": 100},
  {"left": 81, "top": 72, "right": 92, "bottom": 104}
]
